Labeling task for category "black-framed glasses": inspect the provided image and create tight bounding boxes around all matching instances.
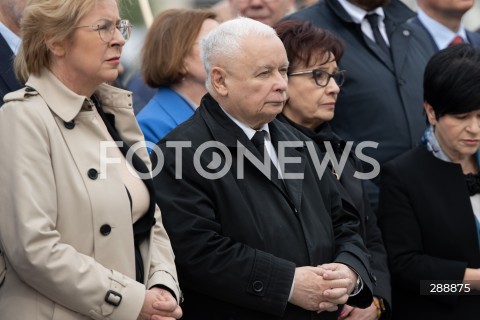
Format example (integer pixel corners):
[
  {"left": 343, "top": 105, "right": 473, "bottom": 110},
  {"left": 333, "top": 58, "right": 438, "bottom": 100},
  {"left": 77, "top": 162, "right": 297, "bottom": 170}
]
[
  {"left": 288, "top": 69, "right": 346, "bottom": 87},
  {"left": 76, "top": 19, "right": 132, "bottom": 42}
]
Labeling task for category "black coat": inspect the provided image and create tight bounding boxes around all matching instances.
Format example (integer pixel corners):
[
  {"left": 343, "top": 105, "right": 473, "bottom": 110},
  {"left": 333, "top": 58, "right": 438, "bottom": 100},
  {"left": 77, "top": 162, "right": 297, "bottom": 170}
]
[
  {"left": 277, "top": 114, "right": 391, "bottom": 315},
  {"left": 0, "top": 33, "right": 22, "bottom": 103},
  {"left": 285, "top": 0, "right": 436, "bottom": 208},
  {"left": 378, "top": 145, "right": 480, "bottom": 319},
  {"left": 152, "top": 94, "right": 373, "bottom": 320}
]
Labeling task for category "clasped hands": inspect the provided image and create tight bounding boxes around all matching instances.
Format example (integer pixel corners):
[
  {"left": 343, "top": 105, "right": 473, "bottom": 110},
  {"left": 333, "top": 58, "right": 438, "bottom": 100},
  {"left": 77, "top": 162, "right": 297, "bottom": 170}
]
[
  {"left": 290, "top": 263, "right": 358, "bottom": 313},
  {"left": 138, "top": 287, "right": 183, "bottom": 320}
]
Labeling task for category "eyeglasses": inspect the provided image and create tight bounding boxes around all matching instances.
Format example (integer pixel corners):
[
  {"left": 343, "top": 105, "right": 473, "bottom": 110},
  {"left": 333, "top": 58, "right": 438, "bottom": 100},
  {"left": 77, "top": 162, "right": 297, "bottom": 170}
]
[
  {"left": 76, "top": 19, "right": 132, "bottom": 42},
  {"left": 287, "top": 69, "right": 346, "bottom": 87}
]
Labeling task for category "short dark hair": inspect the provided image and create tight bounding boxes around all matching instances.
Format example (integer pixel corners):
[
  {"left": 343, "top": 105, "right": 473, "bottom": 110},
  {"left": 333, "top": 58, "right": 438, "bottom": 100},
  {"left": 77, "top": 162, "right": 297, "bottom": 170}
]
[
  {"left": 424, "top": 44, "right": 480, "bottom": 118},
  {"left": 273, "top": 19, "right": 344, "bottom": 70}
]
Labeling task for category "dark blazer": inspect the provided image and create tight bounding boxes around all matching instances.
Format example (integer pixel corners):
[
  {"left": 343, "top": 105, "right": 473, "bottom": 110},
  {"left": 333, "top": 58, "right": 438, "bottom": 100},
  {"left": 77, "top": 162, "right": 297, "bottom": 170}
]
[
  {"left": 377, "top": 145, "right": 480, "bottom": 320},
  {"left": 285, "top": 0, "right": 436, "bottom": 208},
  {"left": 152, "top": 93, "right": 374, "bottom": 320},
  {"left": 0, "top": 33, "right": 22, "bottom": 103},
  {"left": 277, "top": 114, "right": 392, "bottom": 317},
  {"left": 411, "top": 16, "right": 480, "bottom": 51}
]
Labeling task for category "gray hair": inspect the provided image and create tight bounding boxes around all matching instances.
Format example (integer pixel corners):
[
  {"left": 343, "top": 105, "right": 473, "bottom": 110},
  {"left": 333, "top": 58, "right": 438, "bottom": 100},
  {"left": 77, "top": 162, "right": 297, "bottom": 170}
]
[{"left": 200, "top": 17, "right": 278, "bottom": 93}]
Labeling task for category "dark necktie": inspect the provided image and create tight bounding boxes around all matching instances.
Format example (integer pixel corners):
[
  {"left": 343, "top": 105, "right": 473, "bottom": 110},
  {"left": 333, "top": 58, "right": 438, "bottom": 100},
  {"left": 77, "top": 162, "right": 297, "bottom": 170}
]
[
  {"left": 251, "top": 130, "right": 268, "bottom": 160},
  {"left": 365, "top": 13, "right": 390, "bottom": 56},
  {"left": 449, "top": 35, "right": 464, "bottom": 47},
  {"left": 251, "top": 130, "right": 285, "bottom": 186}
]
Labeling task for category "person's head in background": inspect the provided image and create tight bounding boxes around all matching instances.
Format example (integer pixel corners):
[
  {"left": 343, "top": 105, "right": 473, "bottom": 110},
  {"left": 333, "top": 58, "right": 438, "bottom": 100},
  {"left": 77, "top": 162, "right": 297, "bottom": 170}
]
[
  {"left": 423, "top": 44, "right": 480, "bottom": 163},
  {"left": 0, "top": 0, "right": 27, "bottom": 35},
  {"left": 201, "top": 17, "right": 288, "bottom": 129},
  {"left": 142, "top": 8, "right": 218, "bottom": 106},
  {"left": 417, "top": 0, "right": 474, "bottom": 32},
  {"left": 15, "top": 0, "right": 129, "bottom": 95},
  {"left": 274, "top": 19, "right": 345, "bottom": 129},
  {"left": 228, "top": 0, "right": 295, "bottom": 26}
]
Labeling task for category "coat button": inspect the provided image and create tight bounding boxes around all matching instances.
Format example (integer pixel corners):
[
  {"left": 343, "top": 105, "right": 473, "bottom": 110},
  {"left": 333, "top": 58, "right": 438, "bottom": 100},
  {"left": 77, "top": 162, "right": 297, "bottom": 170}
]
[
  {"left": 100, "top": 224, "right": 111, "bottom": 236},
  {"left": 252, "top": 281, "right": 264, "bottom": 293},
  {"left": 64, "top": 120, "right": 75, "bottom": 129},
  {"left": 88, "top": 168, "right": 98, "bottom": 180}
]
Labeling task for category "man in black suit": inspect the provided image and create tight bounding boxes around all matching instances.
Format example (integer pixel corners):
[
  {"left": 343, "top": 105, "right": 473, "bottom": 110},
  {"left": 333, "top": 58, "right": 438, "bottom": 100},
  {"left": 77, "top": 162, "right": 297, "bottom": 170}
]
[
  {"left": 284, "top": 0, "right": 436, "bottom": 210},
  {"left": 152, "top": 17, "right": 373, "bottom": 320},
  {"left": 412, "top": 0, "right": 480, "bottom": 50},
  {"left": 0, "top": 0, "right": 25, "bottom": 102}
]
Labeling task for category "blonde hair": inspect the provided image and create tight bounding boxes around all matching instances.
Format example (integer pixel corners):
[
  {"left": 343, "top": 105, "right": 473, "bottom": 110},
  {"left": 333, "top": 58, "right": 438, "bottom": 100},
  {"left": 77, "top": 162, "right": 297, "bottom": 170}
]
[{"left": 15, "top": 0, "right": 119, "bottom": 83}]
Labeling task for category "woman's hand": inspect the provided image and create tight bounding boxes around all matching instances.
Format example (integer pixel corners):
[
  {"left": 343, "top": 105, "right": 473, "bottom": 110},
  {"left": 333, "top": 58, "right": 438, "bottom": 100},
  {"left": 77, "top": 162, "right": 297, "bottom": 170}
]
[{"left": 138, "top": 287, "right": 182, "bottom": 320}]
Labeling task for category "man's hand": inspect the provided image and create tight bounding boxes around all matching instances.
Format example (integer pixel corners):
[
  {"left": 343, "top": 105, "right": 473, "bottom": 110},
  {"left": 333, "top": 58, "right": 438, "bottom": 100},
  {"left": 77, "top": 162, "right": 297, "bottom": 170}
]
[{"left": 290, "top": 266, "right": 351, "bottom": 312}]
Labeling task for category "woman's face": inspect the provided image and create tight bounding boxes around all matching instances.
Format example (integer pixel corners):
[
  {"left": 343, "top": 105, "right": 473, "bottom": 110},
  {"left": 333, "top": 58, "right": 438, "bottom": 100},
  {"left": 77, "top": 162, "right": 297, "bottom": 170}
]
[
  {"left": 283, "top": 52, "right": 341, "bottom": 129},
  {"left": 426, "top": 103, "right": 480, "bottom": 162},
  {"left": 183, "top": 18, "right": 219, "bottom": 85},
  {"left": 52, "top": 0, "right": 125, "bottom": 96}
]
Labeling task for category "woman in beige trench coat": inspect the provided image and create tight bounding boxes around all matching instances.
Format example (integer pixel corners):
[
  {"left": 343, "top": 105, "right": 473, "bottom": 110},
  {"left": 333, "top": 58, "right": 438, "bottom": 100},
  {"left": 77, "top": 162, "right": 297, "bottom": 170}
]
[{"left": 0, "top": 1, "right": 182, "bottom": 319}]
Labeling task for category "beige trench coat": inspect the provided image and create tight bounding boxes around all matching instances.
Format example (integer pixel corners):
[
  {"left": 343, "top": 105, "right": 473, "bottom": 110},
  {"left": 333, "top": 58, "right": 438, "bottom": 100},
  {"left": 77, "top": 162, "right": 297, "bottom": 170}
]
[{"left": 0, "top": 69, "right": 180, "bottom": 320}]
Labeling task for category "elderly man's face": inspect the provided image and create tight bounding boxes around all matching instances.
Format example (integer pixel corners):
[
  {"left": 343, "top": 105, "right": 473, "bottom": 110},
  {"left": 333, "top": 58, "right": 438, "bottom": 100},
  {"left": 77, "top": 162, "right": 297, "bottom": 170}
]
[
  {"left": 229, "top": 0, "right": 294, "bottom": 26},
  {"left": 219, "top": 35, "right": 288, "bottom": 129},
  {"left": 348, "top": 0, "right": 390, "bottom": 11}
]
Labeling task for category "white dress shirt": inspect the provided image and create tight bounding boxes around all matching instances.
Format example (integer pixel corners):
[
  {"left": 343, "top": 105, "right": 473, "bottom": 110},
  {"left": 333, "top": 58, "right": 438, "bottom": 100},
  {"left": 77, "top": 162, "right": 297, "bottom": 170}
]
[
  {"left": 0, "top": 22, "right": 21, "bottom": 54},
  {"left": 417, "top": 8, "right": 468, "bottom": 50},
  {"left": 338, "top": 0, "right": 390, "bottom": 46}
]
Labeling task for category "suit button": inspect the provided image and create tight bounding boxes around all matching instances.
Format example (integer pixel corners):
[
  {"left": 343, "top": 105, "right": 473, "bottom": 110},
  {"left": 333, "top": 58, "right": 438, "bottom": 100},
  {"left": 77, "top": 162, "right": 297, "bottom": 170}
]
[
  {"left": 64, "top": 120, "right": 75, "bottom": 129},
  {"left": 88, "top": 168, "right": 98, "bottom": 180},
  {"left": 252, "top": 281, "right": 264, "bottom": 293},
  {"left": 100, "top": 224, "right": 111, "bottom": 236}
]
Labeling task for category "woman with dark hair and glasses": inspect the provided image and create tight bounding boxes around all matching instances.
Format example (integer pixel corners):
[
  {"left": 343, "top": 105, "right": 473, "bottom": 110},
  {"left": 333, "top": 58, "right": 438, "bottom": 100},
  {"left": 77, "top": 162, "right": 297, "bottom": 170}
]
[
  {"left": 377, "top": 44, "right": 480, "bottom": 320},
  {"left": 0, "top": 1, "right": 182, "bottom": 319},
  {"left": 274, "top": 19, "right": 391, "bottom": 320}
]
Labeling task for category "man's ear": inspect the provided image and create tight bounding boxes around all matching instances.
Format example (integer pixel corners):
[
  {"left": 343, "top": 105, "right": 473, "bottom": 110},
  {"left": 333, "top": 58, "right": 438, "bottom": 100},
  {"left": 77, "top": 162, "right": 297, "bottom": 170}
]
[
  {"left": 45, "top": 34, "right": 66, "bottom": 57},
  {"left": 424, "top": 102, "right": 437, "bottom": 126},
  {"left": 212, "top": 67, "right": 228, "bottom": 96}
]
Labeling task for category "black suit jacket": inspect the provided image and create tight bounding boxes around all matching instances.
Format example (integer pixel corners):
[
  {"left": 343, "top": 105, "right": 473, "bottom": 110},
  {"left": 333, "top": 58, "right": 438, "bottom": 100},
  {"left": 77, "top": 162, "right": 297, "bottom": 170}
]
[
  {"left": 378, "top": 145, "right": 480, "bottom": 320},
  {"left": 0, "top": 33, "right": 22, "bottom": 103},
  {"left": 410, "top": 16, "right": 480, "bottom": 51},
  {"left": 152, "top": 93, "right": 374, "bottom": 320},
  {"left": 285, "top": 0, "right": 436, "bottom": 209}
]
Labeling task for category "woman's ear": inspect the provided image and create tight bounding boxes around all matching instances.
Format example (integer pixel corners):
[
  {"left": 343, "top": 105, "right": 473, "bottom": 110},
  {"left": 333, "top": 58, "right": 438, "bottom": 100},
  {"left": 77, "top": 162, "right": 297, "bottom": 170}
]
[
  {"left": 45, "top": 34, "right": 66, "bottom": 57},
  {"left": 424, "top": 102, "right": 437, "bottom": 126}
]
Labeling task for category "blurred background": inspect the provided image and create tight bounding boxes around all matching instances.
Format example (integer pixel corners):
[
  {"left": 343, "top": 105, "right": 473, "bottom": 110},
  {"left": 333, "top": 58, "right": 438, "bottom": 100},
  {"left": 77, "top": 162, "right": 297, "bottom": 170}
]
[{"left": 119, "top": 0, "right": 480, "bottom": 86}]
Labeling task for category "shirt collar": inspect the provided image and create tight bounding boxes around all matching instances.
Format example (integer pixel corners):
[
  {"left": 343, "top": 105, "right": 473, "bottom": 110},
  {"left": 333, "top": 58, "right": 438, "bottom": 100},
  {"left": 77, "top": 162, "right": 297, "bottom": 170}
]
[
  {"left": 337, "top": 0, "right": 386, "bottom": 24},
  {"left": 220, "top": 106, "right": 270, "bottom": 140},
  {"left": 417, "top": 8, "right": 468, "bottom": 49},
  {"left": 26, "top": 67, "right": 133, "bottom": 122},
  {"left": 0, "top": 22, "right": 21, "bottom": 54}
]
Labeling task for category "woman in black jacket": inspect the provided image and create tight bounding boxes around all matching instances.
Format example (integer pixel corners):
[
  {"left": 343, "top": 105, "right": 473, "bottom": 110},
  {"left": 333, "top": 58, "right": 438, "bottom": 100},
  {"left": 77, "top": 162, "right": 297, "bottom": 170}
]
[
  {"left": 377, "top": 44, "right": 480, "bottom": 320},
  {"left": 274, "top": 19, "right": 391, "bottom": 320}
]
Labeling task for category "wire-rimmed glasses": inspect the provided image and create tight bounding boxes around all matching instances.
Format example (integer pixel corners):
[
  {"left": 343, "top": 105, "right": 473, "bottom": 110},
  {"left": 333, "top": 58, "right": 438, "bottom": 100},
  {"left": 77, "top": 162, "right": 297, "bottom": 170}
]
[
  {"left": 288, "top": 69, "right": 346, "bottom": 87},
  {"left": 76, "top": 19, "right": 132, "bottom": 42}
]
